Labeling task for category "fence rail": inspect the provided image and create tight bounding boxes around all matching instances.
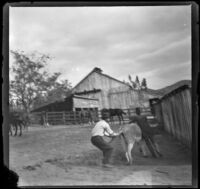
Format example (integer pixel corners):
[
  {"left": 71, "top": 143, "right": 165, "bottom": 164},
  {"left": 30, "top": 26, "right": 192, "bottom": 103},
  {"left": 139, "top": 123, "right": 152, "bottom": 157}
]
[{"left": 36, "top": 107, "right": 152, "bottom": 126}]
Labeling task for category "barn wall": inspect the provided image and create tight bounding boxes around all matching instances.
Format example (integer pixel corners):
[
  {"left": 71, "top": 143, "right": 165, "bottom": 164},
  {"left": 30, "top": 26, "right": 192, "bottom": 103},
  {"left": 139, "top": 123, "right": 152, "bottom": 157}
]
[
  {"left": 156, "top": 87, "right": 192, "bottom": 148},
  {"left": 72, "top": 71, "right": 130, "bottom": 109},
  {"left": 75, "top": 91, "right": 109, "bottom": 109},
  {"left": 108, "top": 89, "right": 157, "bottom": 109},
  {"left": 152, "top": 103, "right": 163, "bottom": 124},
  {"left": 73, "top": 97, "right": 99, "bottom": 110}
]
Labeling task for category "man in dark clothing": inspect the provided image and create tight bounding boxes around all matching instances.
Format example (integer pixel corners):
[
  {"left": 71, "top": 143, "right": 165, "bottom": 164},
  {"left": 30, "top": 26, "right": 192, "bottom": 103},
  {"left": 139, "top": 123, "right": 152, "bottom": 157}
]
[{"left": 129, "top": 107, "right": 163, "bottom": 158}]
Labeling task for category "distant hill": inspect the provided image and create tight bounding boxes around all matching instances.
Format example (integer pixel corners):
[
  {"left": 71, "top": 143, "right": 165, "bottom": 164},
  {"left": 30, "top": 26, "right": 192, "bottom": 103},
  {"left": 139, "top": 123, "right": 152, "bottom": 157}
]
[{"left": 156, "top": 80, "right": 191, "bottom": 96}]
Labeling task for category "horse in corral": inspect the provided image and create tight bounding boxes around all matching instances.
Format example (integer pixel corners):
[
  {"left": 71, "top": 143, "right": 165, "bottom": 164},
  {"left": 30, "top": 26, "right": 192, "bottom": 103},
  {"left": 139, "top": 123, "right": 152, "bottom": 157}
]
[
  {"left": 20, "top": 112, "right": 30, "bottom": 130},
  {"left": 9, "top": 112, "right": 25, "bottom": 136},
  {"left": 101, "top": 108, "right": 126, "bottom": 125}
]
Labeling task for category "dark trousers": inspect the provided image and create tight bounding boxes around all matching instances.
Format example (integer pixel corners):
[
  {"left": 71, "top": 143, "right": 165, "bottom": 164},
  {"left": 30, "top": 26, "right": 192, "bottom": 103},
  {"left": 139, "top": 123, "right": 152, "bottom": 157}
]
[{"left": 91, "top": 136, "right": 113, "bottom": 164}]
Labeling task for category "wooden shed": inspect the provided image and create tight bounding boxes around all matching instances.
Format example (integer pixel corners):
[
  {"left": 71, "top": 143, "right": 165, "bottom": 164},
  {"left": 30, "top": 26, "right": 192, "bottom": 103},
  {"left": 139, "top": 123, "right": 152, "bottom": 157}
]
[
  {"left": 31, "top": 94, "right": 99, "bottom": 113},
  {"left": 152, "top": 84, "right": 192, "bottom": 148}
]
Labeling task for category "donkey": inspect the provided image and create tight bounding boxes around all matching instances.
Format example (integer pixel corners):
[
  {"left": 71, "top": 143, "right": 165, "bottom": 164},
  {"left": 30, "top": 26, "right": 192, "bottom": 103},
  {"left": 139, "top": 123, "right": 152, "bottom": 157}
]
[
  {"left": 120, "top": 123, "right": 143, "bottom": 164},
  {"left": 110, "top": 123, "right": 143, "bottom": 165}
]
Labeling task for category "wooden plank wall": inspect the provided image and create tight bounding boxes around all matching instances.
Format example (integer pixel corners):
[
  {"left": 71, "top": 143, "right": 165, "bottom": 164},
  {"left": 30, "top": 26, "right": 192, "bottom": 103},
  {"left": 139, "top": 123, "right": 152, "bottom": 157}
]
[
  {"left": 72, "top": 72, "right": 130, "bottom": 109},
  {"left": 154, "top": 88, "right": 192, "bottom": 148},
  {"left": 108, "top": 89, "right": 156, "bottom": 109}
]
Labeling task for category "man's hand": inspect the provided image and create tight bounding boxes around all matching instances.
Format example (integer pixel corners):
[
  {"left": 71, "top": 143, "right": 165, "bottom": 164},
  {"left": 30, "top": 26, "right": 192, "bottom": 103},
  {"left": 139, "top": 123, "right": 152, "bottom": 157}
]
[
  {"left": 107, "top": 132, "right": 119, "bottom": 138},
  {"left": 112, "top": 131, "right": 122, "bottom": 137}
]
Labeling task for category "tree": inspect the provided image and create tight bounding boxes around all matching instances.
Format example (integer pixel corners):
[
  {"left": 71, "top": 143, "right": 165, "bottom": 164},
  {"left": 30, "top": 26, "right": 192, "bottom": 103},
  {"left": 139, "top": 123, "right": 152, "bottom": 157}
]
[
  {"left": 10, "top": 50, "right": 72, "bottom": 113},
  {"left": 141, "top": 78, "right": 147, "bottom": 90},
  {"left": 135, "top": 76, "right": 141, "bottom": 90},
  {"left": 45, "top": 79, "right": 72, "bottom": 103},
  {"left": 128, "top": 75, "right": 137, "bottom": 89}
]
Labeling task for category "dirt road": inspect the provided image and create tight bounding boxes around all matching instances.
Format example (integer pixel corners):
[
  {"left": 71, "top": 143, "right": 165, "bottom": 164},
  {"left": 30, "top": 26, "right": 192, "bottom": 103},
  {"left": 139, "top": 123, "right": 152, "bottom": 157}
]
[{"left": 9, "top": 124, "right": 192, "bottom": 186}]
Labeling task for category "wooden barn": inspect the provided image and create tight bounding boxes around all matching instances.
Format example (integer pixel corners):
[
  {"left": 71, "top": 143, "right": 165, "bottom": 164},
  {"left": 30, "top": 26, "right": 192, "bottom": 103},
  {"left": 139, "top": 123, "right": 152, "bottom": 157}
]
[
  {"left": 71, "top": 67, "right": 160, "bottom": 109},
  {"left": 32, "top": 67, "right": 161, "bottom": 113},
  {"left": 152, "top": 84, "right": 192, "bottom": 148},
  {"left": 31, "top": 67, "right": 161, "bottom": 124}
]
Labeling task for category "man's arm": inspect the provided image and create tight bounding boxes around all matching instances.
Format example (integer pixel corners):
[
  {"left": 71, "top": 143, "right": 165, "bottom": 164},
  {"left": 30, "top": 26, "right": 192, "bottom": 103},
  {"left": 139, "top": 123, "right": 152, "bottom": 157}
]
[{"left": 104, "top": 122, "right": 120, "bottom": 137}]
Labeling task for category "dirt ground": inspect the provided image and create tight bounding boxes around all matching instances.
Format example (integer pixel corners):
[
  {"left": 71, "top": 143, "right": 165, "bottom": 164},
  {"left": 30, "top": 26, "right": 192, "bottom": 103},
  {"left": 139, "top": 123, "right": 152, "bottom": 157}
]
[{"left": 9, "top": 124, "right": 192, "bottom": 186}]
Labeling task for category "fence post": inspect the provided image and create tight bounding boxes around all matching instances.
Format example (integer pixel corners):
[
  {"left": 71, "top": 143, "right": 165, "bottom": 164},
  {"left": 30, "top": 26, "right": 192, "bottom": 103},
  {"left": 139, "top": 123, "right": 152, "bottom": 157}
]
[
  {"left": 63, "top": 112, "right": 65, "bottom": 125},
  {"left": 73, "top": 111, "right": 76, "bottom": 125},
  {"left": 127, "top": 109, "right": 130, "bottom": 121},
  {"left": 46, "top": 112, "right": 48, "bottom": 125}
]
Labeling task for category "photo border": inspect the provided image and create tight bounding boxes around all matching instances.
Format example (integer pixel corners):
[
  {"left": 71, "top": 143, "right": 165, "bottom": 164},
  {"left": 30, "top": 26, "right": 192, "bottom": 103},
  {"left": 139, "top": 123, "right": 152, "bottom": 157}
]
[{"left": 2, "top": 1, "right": 199, "bottom": 188}]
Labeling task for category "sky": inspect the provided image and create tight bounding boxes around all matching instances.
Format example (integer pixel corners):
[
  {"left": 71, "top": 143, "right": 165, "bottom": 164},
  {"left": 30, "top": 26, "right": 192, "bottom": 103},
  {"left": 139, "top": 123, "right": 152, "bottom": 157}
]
[{"left": 9, "top": 6, "right": 191, "bottom": 89}]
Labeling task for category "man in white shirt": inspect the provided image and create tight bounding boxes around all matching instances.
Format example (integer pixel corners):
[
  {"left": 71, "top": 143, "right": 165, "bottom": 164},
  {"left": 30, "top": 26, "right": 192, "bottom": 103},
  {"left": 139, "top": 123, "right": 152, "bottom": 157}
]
[{"left": 91, "top": 114, "right": 121, "bottom": 168}]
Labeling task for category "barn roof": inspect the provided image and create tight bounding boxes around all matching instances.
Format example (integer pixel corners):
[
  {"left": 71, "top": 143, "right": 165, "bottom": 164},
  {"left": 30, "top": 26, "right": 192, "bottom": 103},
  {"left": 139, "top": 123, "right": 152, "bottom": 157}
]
[
  {"left": 160, "top": 84, "right": 191, "bottom": 101},
  {"left": 72, "top": 67, "right": 130, "bottom": 91},
  {"left": 30, "top": 99, "right": 70, "bottom": 113},
  {"left": 31, "top": 95, "right": 99, "bottom": 113},
  {"left": 150, "top": 84, "right": 191, "bottom": 105}
]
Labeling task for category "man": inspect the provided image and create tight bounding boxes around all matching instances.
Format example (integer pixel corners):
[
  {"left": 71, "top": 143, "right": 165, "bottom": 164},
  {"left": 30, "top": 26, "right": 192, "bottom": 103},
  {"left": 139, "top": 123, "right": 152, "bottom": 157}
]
[
  {"left": 129, "top": 107, "right": 163, "bottom": 158},
  {"left": 91, "top": 114, "right": 121, "bottom": 168}
]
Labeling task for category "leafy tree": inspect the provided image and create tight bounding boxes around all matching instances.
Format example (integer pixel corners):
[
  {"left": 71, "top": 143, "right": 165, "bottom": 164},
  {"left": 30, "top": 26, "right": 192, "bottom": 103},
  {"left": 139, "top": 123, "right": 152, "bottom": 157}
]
[
  {"left": 135, "top": 76, "right": 141, "bottom": 90},
  {"left": 141, "top": 78, "right": 147, "bottom": 90},
  {"left": 10, "top": 50, "right": 72, "bottom": 113},
  {"left": 128, "top": 75, "right": 137, "bottom": 89}
]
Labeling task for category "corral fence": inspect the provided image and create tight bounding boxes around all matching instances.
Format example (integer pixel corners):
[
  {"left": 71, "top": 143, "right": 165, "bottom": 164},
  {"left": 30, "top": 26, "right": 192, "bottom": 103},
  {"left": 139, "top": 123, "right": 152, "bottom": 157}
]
[
  {"left": 31, "top": 107, "right": 153, "bottom": 126},
  {"left": 152, "top": 85, "right": 192, "bottom": 148}
]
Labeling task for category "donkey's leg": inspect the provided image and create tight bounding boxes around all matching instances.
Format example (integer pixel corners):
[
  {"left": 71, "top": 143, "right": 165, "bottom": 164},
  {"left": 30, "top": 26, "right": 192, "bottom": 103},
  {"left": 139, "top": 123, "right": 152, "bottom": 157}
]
[
  {"left": 154, "top": 143, "right": 163, "bottom": 157},
  {"left": 120, "top": 135, "right": 129, "bottom": 163},
  {"left": 14, "top": 123, "right": 18, "bottom": 136},
  {"left": 125, "top": 152, "right": 129, "bottom": 163},
  {"left": 145, "top": 137, "right": 158, "bottom": 158},
  {"left": 127, "top": 142, "right": 134, "bottom": 165},
  {"left": 19, "top": 123, "right": 22, "bottom": 136},
  {"left": 149, "top": 137, "right": 163, "bottom": 157}
]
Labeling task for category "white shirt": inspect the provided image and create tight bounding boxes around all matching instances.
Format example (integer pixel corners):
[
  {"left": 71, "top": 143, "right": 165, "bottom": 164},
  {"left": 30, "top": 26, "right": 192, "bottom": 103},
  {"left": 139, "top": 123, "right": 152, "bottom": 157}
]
[{"left": 91, "top": 120, "right": 114, "bottom": 137}]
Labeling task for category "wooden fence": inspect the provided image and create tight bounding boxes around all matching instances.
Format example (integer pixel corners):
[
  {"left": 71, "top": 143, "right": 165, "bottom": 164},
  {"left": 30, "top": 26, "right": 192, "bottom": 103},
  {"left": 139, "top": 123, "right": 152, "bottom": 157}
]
[
  {"left": 153, "top": 85, "right": 192, "bottom": 148},
  {"left": 41, "top": 107, "right": 152, "bottom": 125}
]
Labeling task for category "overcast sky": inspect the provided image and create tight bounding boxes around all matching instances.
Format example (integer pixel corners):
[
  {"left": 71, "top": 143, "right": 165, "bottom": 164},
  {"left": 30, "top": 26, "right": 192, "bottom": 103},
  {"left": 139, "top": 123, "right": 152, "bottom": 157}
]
[{"left": 10, "top": 6, "right": 191, "bottom": 89}]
